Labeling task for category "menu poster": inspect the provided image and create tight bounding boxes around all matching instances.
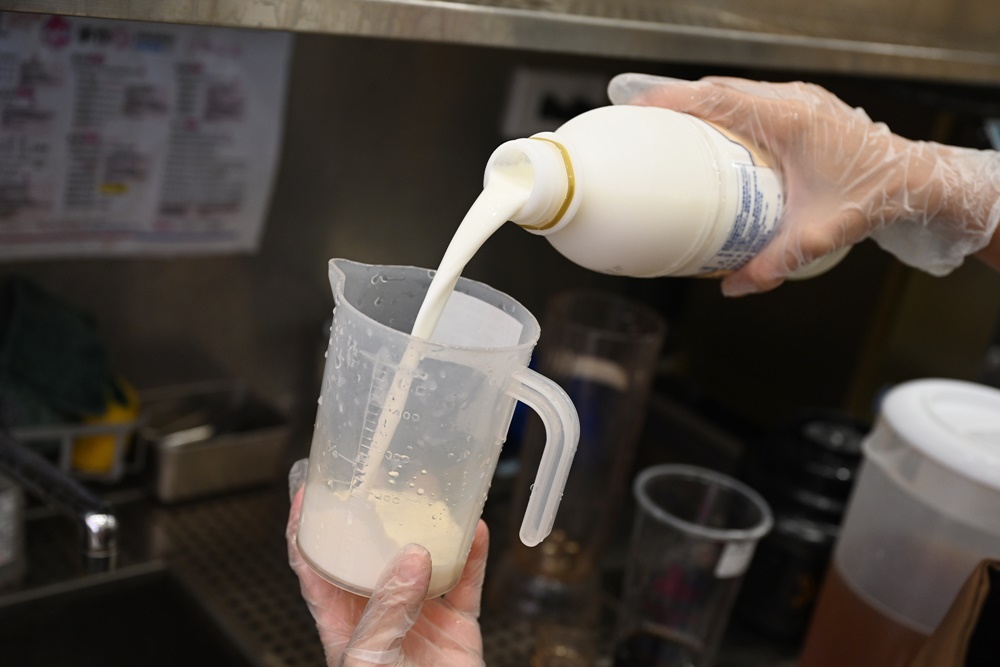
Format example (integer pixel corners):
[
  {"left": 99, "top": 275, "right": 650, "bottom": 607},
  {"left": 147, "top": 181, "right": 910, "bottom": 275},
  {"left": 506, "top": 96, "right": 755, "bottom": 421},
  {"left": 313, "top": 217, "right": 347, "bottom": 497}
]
[{"left": 0, "top": 13, "right": 292, "bottom": 259}]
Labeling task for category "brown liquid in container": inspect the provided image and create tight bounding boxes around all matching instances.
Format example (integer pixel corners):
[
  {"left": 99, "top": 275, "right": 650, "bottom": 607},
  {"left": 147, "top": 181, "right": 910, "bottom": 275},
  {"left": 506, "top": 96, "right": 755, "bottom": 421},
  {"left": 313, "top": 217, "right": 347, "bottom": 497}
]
[{"left": 798, "top": 564, "right": 928, "bottom": 667}]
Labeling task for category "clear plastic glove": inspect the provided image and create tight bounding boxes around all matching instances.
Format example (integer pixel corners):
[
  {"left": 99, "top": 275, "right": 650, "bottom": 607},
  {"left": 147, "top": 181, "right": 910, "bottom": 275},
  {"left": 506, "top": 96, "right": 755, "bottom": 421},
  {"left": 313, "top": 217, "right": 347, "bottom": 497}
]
[
  {"left": 286, "top": 459, "right": 488, "bottom": 666},
  {"left": 608, "top": 74, "right": 1000, "bottom": 296}
]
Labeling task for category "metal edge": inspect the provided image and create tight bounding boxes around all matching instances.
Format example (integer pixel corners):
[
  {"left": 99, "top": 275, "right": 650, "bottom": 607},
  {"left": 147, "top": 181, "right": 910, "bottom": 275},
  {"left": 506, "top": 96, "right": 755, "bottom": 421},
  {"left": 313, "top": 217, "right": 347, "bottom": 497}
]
[{"left": 3, "top": 0, "right": 1000, "bottom": 85}]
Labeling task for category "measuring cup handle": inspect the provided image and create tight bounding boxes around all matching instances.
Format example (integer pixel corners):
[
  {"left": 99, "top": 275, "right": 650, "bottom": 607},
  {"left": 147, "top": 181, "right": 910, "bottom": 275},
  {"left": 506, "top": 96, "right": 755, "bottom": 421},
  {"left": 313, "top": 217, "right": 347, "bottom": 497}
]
[{"left": 506, "top": 367, "right": 580, "bottom": 547}]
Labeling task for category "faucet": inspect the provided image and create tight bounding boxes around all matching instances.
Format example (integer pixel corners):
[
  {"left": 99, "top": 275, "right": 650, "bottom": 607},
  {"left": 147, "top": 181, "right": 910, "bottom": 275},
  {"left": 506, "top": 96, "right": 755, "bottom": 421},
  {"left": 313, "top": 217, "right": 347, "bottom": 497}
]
[{"left": 0, "top": 430, "right": 118, "bottom": 572}]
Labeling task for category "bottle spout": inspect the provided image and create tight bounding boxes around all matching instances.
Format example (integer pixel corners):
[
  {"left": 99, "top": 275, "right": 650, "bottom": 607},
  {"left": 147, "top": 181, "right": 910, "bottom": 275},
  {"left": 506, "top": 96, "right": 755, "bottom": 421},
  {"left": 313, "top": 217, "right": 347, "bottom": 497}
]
[{"left": 485, "top": 135, "right": 579, "bottom": 235}]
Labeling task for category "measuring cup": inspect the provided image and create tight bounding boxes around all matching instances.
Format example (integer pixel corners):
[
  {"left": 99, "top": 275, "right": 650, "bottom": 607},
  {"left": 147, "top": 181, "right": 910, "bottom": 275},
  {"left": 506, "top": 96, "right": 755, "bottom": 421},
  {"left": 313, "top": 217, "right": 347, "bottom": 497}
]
[{"left": 298, "top": 259, "right": 580, "bottom": 598}]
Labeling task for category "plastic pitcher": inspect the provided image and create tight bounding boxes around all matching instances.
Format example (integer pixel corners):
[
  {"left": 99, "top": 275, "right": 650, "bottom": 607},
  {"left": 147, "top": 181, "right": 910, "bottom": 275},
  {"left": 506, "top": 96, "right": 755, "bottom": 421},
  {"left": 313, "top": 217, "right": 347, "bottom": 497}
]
[
  {"left": 298, "top": 259, "right": 580, "bottom": 598},
  {"left": 798, "top": 378, "right": 1000, "bottom": 667}
]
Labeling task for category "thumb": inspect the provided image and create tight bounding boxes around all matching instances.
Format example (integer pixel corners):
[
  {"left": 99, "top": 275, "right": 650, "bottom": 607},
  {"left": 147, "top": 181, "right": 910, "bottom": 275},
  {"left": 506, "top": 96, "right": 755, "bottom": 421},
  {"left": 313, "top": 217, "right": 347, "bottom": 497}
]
[{"left": 342, "top": 544, "right": 432, "bottom": 666}]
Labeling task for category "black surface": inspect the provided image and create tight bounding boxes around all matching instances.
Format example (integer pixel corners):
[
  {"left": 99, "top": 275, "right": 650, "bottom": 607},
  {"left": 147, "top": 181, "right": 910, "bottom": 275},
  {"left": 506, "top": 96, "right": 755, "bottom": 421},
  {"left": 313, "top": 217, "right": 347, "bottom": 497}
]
[
  {"left": 0, "top": 568, "right": 255, "bottom": 667},
  {"left": 967, "top": 566, "right": 1000, "bottom": 667}
]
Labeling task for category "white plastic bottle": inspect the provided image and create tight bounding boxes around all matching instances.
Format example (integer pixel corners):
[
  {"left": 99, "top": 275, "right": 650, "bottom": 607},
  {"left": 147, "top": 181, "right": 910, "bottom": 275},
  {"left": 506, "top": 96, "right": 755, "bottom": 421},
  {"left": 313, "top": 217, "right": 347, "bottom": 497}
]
[{"left": 485, "top": 105, "right": 848, "bottom": 279}]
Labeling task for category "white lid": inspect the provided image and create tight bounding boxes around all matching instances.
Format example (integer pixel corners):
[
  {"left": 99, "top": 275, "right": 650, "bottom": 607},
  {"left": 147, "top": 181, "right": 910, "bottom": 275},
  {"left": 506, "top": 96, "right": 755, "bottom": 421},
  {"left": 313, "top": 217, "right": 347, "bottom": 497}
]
[{"left": 878, "top": 378, "right": 1000, "bottom": 491}]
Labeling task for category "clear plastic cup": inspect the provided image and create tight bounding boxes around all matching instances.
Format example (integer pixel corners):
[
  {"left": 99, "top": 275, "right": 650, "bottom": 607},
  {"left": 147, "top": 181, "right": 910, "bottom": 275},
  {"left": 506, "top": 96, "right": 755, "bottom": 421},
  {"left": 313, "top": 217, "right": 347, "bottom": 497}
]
[
  {"left": 491, "top": 290, "right": 666, "bottom": 625},
  {"left": 613, "top": 465, "right": 773, "bottom": 667}
]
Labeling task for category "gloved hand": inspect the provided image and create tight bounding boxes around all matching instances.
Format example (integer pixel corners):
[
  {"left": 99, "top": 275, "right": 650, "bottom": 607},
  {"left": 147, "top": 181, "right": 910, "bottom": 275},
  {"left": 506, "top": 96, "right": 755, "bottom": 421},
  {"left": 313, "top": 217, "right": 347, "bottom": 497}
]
[
  {"left": 608, "top": 74, "right": 1000, "bottom": 296},
  {"left": 286, "top": 460, "right": 488, "bottom": 666}
]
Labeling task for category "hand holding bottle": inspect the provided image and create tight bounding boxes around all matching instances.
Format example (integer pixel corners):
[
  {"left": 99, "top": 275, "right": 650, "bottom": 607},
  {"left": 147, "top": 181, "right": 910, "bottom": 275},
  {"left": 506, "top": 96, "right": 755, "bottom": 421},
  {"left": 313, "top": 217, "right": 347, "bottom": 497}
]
[{"left": 608, "top": 74, "right": 1000, "bottom": 296}]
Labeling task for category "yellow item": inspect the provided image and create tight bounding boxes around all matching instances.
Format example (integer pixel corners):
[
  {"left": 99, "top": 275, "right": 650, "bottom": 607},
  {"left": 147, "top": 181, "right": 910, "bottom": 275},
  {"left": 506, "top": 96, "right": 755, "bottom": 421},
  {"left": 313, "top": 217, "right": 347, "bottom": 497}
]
[{"left": 72, "top": 380, "right": 140, "bottom": 474}]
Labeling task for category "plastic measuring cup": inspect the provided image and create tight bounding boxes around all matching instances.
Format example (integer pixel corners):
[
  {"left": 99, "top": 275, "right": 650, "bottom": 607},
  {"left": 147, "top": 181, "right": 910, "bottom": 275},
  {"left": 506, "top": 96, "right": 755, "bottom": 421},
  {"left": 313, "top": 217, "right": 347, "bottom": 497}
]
[{"left": 298, "top": 259, "right": 580, "bottom": 598}]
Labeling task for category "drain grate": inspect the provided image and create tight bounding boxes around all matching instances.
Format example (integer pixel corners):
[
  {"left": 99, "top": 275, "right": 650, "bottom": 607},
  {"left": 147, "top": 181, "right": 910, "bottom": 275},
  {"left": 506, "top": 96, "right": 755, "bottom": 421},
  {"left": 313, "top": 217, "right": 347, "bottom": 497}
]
[
  {"left": 19, "top": 484, "right": 791, "bottom": 666},
  {"left": 152, "top": 489, "right": 538, "bottom": 666},
  {"left": 20, "top": 485, "right": 615, "bottom": 665},
  {"left": 482, "top": 616, "right": 537, "bottom": 664},
  {"left": 154, "top": 491, "right": 327, "bottom": 667}
]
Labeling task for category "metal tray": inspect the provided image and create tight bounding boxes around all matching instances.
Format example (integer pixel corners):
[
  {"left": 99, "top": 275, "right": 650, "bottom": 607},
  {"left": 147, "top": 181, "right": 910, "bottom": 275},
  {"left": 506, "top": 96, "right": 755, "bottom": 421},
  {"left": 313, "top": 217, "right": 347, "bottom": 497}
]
[{"left": 138, "top": 382, "right": 290, "bottom": 504}]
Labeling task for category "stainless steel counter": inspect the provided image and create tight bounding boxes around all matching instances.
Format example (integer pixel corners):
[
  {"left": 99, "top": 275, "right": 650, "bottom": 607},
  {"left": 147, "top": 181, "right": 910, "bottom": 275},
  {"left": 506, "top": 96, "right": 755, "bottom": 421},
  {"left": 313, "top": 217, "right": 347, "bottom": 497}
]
[
  {"left": 2, "top": 487, "right": 325, "bottom": 667},
  {"left": 2, "top": 481, "right": 798, "bottom": 666},
  {"left": 3, "top": 485, "right": 545, "bottom": 666},
  {"left": 3, "top": 0, "right": 1000, "bottom": 86}
]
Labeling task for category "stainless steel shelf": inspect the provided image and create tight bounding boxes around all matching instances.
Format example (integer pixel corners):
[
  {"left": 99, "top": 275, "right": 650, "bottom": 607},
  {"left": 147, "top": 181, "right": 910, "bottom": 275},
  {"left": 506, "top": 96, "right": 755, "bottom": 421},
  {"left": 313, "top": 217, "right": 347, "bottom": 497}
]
[{"left": 3, "top": 0, "right": 1000, "bottom": 85}]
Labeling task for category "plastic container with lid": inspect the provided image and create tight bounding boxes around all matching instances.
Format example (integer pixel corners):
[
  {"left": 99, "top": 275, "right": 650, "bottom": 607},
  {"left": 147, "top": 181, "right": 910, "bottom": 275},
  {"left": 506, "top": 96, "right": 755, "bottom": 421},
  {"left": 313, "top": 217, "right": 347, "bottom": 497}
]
[
  {"left": 799, "top": 378, "right": 1000, "bottom": 666},
  {"left": 486, "top": 105, "right": 849, "bottom": 280}
]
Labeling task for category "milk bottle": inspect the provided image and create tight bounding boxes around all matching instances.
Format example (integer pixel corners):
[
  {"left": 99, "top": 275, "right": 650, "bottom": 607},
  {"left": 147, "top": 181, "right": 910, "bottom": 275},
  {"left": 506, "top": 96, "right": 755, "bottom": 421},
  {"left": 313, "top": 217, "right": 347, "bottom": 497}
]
[
  {"left": 482, "top": 104, "right": 848, "bottom": 280},
  {"left": 418, "top": 104, "right": 847, "bottom": 342}
]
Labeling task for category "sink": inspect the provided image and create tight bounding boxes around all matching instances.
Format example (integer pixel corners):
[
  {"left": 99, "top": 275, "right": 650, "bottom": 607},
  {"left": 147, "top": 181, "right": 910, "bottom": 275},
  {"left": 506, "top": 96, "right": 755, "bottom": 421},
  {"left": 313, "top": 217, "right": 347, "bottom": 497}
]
[{"left": 0, "top": 565, "right": 257, "bottom": 667}]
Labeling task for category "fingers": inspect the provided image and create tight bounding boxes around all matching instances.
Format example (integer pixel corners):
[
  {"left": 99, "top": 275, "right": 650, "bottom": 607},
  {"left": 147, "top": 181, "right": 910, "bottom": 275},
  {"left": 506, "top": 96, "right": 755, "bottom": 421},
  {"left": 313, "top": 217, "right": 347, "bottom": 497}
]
[
  {"left": 286, "top": 484, "right": 336, "bottom": 614},
  {"left": 721, "top": 212, "right": 853, "bottom": 296},
  {"left": 443, "top": 520, "right": 490, "bottom": 617},
  {"left": 608, "top": 73, "right": 688, "bottom": 105},
  {"left": 343, "top": 544, "right": 432, "bottom": 666},
  {"left": 608, "top": 73, "right": 740, "bottom": 119},
  {"left": 286, "top": 483, "right": 305, "bottom": 562},
  {"left": 285, "top": 459, "right": 309, "bottom": 573},
  {"left": 724, "top": 226, "right": 821, "bottom": 296},
  {"left": 607, "top": 73, "right": 784, "bottom": 162},
  {"left": 610, "top": 73, "right": 820, "bottom": 110},
  {"left": 289, "top": 458, "right": 309, "bottom": 501},
  {"left": 286, "top": 483, "right": 373, "bottom": 665},
  {"left": 721, "top": 258, "right": 787, "bottom": 297}
]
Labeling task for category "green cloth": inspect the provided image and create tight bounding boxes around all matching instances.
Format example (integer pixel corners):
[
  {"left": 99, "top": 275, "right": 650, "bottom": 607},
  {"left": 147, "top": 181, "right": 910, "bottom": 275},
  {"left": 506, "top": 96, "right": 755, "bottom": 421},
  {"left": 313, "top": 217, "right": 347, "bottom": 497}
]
[{"left": 0, "top": 276, "right": 122, "bottom": 427}]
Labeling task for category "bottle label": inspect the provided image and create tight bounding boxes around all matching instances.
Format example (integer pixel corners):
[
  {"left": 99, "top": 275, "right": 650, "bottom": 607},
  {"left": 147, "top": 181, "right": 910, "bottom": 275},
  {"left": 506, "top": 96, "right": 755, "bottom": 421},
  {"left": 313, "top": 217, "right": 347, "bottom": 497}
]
[{"left": 698, "top": 139, "right": 784, "bottom": 274}]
